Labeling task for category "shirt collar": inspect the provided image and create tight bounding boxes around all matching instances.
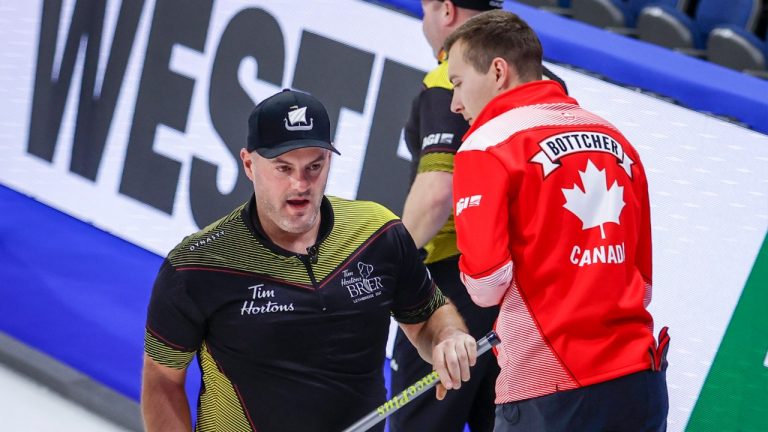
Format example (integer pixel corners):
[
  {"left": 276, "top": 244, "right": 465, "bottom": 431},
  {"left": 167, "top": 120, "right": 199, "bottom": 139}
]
[
  {"left": 465, "top": 80, "right": 576, "bottom": 138},
  {"left": 241, "top": 194, "right": 334, "bottom": 257}
]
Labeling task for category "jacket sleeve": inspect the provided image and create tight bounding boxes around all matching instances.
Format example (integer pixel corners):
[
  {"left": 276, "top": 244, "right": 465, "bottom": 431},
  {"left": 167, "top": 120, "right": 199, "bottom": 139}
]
[
  {"left": 415, "top": 87, "right": 469, "bottom": 173},
  {"left": 453, "top": 148, "right": 513, "bottom": 307},
  {"left": 634, "top": 158, "right": 653, "bottom": 307},
  {"left": 390, "top": 222, "right": 447, "bottom": 323}
]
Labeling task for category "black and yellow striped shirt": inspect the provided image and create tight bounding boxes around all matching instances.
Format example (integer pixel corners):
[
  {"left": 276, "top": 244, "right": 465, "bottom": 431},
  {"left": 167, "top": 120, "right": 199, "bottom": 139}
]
[
  {"left": 145, "top": 195, "right": 445, "bottom": 432},
  {"left": 404, "top": 61, "right": 468, "bottom": 264}
]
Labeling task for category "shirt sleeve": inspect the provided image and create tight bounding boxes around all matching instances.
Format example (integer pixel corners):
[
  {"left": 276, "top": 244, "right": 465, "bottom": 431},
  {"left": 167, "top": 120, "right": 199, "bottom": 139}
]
[
  {"left": 453, "top": 149, "right": 513, "bottom": 307},
  {"left": 389, "top": 222, "right": 447, "bottom": 324},
  {"left": 144, "top": 259, "right": 205, "bottom": 369},
  {"left": 415, "top": 87, "right": 469, "bottom": 174}
]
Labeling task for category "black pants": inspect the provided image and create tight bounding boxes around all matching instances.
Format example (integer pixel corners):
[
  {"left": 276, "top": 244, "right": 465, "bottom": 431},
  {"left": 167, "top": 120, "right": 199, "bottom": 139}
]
[
  {"left": 494, "top": 370, "right": 669, "bottom": 432},
  {"left": 390, "top": 257, "right": 500, "bottom": 432}
]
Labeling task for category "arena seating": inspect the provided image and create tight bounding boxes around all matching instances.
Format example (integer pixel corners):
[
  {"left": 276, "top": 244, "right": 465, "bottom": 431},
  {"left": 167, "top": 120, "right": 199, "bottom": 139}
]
[
  {"left": 507, "top": 0, "right": 768, "bottom": 77},
  {"left": 707, "top": 24, "right": 768, "bottom": 77},
  {"left": 571, "top": 0, "right": 683, "bottom": 28},
  {"left": 636, "top": 0, "right": 761, "bottom": 51}
]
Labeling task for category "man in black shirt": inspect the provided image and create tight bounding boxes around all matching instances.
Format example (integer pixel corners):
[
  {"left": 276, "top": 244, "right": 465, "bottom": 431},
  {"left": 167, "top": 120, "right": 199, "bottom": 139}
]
[{"left": 141, "top": 89, "right": 477, "bottom": 432}]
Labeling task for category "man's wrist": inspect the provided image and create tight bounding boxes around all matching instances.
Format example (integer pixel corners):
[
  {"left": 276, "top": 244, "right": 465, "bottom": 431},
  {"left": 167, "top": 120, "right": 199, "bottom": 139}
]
[{"left": 434, "top": 326, "right": 469, "bottom": 346}]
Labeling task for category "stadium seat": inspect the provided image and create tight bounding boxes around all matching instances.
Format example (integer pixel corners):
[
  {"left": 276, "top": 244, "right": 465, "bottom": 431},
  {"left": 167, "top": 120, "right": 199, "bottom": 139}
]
[
  {"left": 707, "top": 25, "right": 768, "bottom": 78},
  {"left": 513, "top": 0, "right": 573, "bottom": 17},
  {"left": 636, "top": 0, "right": 761, "bottom": 50},
  {"left": 517, "top": 0, "right": 567, "bottom": 7},
  {"left": 571, "top": 0, "right": 625, "bottom": 27},
  {"left": 571, "top": 0, "right": 672, "bottom": 28}
]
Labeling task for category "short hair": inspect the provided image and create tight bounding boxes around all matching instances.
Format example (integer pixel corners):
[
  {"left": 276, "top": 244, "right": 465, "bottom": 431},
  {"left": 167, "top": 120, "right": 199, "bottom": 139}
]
[{"left": 444, "top": 10, "right": 543, "bottom": 82}]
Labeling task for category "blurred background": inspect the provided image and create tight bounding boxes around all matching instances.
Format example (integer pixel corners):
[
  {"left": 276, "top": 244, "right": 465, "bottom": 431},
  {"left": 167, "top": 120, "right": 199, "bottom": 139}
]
[{"left": 0, "top": 0, "right": 766, "bottom": 430}]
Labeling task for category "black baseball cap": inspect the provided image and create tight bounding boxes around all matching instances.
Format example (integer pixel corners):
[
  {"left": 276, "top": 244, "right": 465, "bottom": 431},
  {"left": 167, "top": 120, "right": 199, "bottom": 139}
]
[
  {"left": 447, "top": 0, "right": 504, "bottom": 11},
  {"left": 247, "top": 89, "right": 340, "bottom": 159}
]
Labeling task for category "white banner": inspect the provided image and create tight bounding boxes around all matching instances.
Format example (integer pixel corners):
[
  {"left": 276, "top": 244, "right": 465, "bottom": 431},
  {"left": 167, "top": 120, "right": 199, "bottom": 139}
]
[
  {"left": 1, "top": 1, "right": 767, "bottom": 430},
  {"left": 0, "top": 0, "right": 433, "bottom": 255}
]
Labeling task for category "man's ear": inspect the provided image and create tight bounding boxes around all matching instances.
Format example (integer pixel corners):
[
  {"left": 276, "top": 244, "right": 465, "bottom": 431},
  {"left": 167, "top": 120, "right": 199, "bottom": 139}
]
[
  {"left": 443, "top": 0, "right": 458, "bottom": 25},
  {"left": 240, "top": 148, "right": 255, "bottom": 181},
  {"left": 491, "top": 57, "right": 515, "bottom": 90}
]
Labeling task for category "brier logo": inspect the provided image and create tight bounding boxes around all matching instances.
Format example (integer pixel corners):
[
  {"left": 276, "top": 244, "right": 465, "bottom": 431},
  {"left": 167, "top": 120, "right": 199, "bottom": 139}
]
[{"left": 342, "top": 262, "right": 383, "bottom": 304}]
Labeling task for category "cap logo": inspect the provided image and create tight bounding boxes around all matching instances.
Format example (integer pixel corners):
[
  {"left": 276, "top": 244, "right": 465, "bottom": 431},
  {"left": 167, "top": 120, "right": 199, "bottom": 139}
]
[{"left": 284, "top": 106, "right": 314, "bottom": 131}]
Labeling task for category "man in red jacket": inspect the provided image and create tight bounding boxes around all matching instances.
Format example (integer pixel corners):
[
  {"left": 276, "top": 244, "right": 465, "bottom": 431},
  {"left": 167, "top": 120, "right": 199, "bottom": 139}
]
[{"left": 445, "top": 10, "right": 669, "bottom": 431}]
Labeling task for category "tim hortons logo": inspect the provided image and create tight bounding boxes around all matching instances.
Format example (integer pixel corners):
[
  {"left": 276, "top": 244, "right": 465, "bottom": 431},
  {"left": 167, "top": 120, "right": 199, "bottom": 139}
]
[{"left": 240, "top": 284, "right": 295, "bottom": 315}]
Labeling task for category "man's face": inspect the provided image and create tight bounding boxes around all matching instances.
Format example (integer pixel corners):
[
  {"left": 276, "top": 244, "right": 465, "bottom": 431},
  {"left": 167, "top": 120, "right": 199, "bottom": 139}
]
[
  {"left": 242, "top": 147, "right": 331, "bottom": 236},
  {"left": 421, "top": 0, "right": 447, "bottom": 57},
  {"left": 448, "top": 40, "right": 499, "bottom": 125}
]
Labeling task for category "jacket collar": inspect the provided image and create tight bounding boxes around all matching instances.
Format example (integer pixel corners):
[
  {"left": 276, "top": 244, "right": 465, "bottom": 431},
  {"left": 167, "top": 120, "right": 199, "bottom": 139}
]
[{"left": 465, "top": 80, "right": 576, "bottom": 139}]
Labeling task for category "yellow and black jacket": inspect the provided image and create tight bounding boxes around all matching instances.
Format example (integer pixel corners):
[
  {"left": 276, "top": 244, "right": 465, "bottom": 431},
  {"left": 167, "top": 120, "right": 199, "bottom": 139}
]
[
  {"left": 145, "top": 195, "right": 445, "bottom": 432},
  {"left": 404, "top": 60, "right": 468, "bottom": 264}
]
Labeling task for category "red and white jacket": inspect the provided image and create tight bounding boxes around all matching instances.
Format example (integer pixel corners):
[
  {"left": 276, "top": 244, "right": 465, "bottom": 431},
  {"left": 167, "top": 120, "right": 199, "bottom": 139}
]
[{"left": 453, "top": 80, "right": 656, "bottom": 403}]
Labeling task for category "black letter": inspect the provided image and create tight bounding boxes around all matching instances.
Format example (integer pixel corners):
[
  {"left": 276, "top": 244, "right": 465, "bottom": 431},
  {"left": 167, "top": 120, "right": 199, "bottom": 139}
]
[
  {"left": 357, "top": 60, "right": 425, "bottom": 214},
  {"left": 119, "top": 0, "right": 212, "bottom": 214},
  {"left": 28, "top": 0, "right": 144, "bottom": 181},
  {"left": 601, "top": 135, "right": 611, "bottom": 150},
  {"left": 546, "top": 141, "right": 560, "bottom": 156},
  {"left": 291, "top": 31, "right": 374, "bottom": 152},
  {"left": 189, "top": 8, "right": 284, "bottom": 227},
  {"left": 555, "top": 138, "right": 567, "bottom": 152}
]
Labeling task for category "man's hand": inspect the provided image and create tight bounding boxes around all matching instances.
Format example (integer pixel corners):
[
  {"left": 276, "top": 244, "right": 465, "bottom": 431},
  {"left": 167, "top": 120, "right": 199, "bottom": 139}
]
[
  {"left": 431, "top": 330, "right": 477, "bottom": 400},
  {"left": 399, "top": 300, "right": 474, "bottom": 399}
]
